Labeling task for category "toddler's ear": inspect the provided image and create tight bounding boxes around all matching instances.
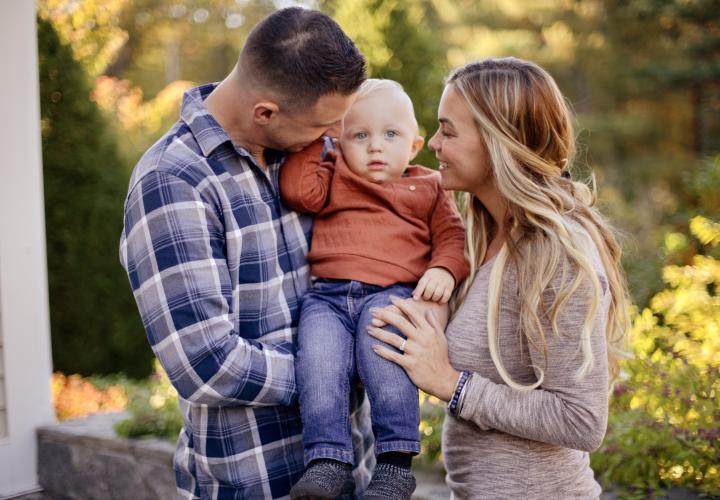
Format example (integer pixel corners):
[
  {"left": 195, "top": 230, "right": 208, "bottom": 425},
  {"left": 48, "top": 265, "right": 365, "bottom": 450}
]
[{"left": 409, "top": 136, "right": 425, "bottom": 161}]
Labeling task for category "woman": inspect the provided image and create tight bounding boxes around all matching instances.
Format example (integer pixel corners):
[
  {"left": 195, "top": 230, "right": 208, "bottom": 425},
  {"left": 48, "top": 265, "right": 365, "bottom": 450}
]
[{"left": 368, "top": 57, "right": 629, "bottom": 499}]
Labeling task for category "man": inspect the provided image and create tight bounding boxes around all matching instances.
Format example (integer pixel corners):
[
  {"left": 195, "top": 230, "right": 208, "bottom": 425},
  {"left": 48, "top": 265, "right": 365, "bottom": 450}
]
[{"left": 120, "top": 8, "right": 370, "bottom": 498}]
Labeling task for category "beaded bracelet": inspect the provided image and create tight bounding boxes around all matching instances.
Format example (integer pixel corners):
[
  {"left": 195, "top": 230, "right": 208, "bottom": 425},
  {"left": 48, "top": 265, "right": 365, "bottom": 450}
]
[{"left": 447, "top": 370, "right": 471, "bottom": 416}]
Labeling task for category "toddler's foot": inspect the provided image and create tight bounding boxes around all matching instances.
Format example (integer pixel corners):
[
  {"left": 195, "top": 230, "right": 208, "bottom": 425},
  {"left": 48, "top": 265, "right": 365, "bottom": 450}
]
[
  {"left": 362, "top": 463, "right": 416, "bottom": 500},
  {"left": 290, "top": 459, "right": 355, "bottom": 499}
]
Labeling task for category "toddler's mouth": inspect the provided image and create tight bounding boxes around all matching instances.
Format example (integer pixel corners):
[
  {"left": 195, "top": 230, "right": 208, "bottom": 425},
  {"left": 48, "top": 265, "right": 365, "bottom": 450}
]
[{"left": 367, "top": 161, "right": 387, "bottom": 170}]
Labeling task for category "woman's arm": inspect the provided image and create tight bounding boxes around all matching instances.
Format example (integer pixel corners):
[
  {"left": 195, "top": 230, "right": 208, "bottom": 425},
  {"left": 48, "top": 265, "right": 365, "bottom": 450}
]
[
  {"left": 457, "top": 280, "right": 611, "bottom": 451},
  {"left": 370, "top": 271, "right": 611, "bottom": 452}
]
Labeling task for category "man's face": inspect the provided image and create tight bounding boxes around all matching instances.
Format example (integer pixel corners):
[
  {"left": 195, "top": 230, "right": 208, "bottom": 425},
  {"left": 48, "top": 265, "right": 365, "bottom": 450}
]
[
  {"left": 340, "top": 89, "right": 423, "bottom": 183},
  {"left": 266, "top": 92, "right": 356, "bottom": 153}
]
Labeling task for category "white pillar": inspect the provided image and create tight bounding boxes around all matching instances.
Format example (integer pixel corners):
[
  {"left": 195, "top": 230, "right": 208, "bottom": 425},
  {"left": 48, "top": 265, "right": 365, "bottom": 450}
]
[{"left": 0, "top": 1, "right": 55, "bottom": 496}]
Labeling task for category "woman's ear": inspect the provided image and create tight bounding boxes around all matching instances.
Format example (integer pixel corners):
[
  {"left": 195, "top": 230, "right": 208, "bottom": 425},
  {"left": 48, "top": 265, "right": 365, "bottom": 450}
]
[
  {"left": 252, "top": 101, "right": 280, "bottom": 125},
  {"left": 409, "top": 136, "right": 425, "bottom": 161}
]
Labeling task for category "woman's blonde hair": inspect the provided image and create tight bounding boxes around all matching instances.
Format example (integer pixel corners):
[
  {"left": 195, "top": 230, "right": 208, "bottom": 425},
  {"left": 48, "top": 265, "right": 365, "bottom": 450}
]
[{"left": 448, "top": 58, "right": 629, "bottom": 391}]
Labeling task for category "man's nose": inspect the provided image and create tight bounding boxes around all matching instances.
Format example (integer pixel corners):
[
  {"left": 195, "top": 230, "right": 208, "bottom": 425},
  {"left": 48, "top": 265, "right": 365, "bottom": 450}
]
[{"left": 325, "top": 121, "right": 343, "bottom": 138}]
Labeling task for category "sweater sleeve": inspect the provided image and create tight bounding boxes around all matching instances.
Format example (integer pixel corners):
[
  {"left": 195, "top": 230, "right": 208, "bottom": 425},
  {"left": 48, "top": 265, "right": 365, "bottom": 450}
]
[
  {"left": 457, "top": 265, "right": 611, "bottom": 452},
  {"left": 279, "top": 139, "right": 334, "bottom": 213},
  {"left": 427, "top": 187, "right": 470, "bottom": 283}
]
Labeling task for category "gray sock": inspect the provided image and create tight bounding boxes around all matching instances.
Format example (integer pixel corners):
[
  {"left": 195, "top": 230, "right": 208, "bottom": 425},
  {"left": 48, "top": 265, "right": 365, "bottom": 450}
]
[
  {"left": 290, "top": 459, "right": 355, "bottom": 499},
  {"left": 362, "top": 463, "right": 416, "bottom": 499}
]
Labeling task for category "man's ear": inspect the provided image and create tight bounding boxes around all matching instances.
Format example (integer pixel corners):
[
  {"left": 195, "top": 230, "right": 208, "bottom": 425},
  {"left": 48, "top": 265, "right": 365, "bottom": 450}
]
[
  {"left": 409, "top": 136, "right": 425, "bottom": 161},
  {"left": 252, "top": 101, "right": 280, "bottom": 125}
]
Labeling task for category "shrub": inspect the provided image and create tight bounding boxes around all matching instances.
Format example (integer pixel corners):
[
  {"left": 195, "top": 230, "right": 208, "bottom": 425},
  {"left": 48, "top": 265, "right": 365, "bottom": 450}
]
[
  {"left": 418, "top": 392, "right": 445, "bottom": 467},
  {"left": 591, "top": 216, "right": 720, "bottom": 497},
  {"left": 51, "top": 372, "right": 127, "bottom": 420},
  {"left": 114, "top": 360, "right": 183, "bottom": 441}
]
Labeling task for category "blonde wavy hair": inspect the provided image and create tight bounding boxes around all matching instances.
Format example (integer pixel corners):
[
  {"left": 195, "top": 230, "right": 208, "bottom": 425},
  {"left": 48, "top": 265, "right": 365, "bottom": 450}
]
[{"left": 447, "top": 58, "right": 630, "bottom": 391}]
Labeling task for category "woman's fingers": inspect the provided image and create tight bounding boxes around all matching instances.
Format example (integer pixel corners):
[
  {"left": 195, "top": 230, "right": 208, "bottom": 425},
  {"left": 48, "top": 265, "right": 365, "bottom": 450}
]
[
  {"left": 426, "top": 309, "right": 444, "bottom": 336},
  {"left": 370, "top": 303, "right": 401, "bottom": 327},
  {"left": 371, "top": 344, "right": 408, "bottom": 368},
  {"left": 389, "top": 296, "right": 431, "bottom": 330},
  {"left": 367, "top": 326, "right": 407, "bottom": 353},
  {"left": 371, "top": 303, "right": 418, "bottom": 338}
]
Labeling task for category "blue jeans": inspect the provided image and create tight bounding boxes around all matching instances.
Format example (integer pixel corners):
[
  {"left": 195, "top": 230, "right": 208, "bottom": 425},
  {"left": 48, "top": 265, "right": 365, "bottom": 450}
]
[{"left": 296, "top": 279, "right": 421, "bottom": 466}]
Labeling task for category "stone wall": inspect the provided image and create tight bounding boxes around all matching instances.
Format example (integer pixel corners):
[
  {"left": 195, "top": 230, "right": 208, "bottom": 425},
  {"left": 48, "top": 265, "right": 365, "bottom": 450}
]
[
  {"left": 37, "top": 412, "right": 176, "bottom": 500},
  {"left": 35, "top": 412, "right": 452, "bottom": 500}
]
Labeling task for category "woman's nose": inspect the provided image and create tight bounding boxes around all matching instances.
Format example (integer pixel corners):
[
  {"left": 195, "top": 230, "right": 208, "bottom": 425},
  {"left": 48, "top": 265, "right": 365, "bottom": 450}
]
[{"left": 428, "top": 131, "right": 440, "bottom": 151}]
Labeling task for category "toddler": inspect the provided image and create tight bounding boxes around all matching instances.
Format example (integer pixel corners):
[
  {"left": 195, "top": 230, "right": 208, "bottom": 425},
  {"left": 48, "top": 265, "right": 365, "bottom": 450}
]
[{"left": 282, "top": 79, "right": 469, "bottom": 500}]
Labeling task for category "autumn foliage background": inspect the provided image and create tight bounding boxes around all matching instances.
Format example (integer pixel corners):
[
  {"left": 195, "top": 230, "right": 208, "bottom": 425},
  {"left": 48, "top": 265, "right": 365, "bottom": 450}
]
[{"left": 38, "top": 1, "right": 719, "bottom": 497}]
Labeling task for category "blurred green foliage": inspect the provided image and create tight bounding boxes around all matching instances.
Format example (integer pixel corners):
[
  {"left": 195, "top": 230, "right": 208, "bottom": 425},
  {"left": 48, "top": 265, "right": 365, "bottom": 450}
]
[
  {"left": 591, "top": 212, "right": 720, "bottom": 497},
  {"left": 115, "top": 360, "right": 184, "bottom": 440},
  {"left": 37, "top": 17, "right": 153, "bottom": 377},
  {"left": 36, "top": 1, "right": 720, "bottom": 493}
]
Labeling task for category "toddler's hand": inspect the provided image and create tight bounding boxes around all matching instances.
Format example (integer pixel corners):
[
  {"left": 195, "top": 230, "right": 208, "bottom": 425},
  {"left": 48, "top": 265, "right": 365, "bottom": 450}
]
[
  {"left": 413, "top": 267, "right": 455, "bottom": 303},
  {"left": 320, "top": 136, "right": 339, "bottom": 162}
]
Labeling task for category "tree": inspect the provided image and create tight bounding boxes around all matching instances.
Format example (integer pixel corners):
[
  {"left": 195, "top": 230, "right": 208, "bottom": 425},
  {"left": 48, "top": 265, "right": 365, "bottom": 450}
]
[
  {"left": 37, "top": 17, "right": 153, "bottom": 377},
  {"left": 325, "top": 0, "right": 448, "bottom": 168}
]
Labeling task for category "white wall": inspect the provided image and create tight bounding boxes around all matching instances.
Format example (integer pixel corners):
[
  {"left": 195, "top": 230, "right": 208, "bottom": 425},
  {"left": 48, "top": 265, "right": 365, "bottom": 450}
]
[{"left": 0, "top": 1, "right": 55, "bottom": 496}]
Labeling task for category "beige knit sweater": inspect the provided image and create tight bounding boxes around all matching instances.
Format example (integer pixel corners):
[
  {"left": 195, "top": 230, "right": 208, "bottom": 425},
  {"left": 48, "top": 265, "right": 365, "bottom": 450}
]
[{"left": 442, "top": 233, "right": 611, "bottom": 499}]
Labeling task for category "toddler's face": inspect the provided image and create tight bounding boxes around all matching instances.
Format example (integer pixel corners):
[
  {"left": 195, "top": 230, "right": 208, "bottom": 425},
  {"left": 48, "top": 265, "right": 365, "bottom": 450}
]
[{"left": 340, "top": 89, "right": 424, "bottom": 183}]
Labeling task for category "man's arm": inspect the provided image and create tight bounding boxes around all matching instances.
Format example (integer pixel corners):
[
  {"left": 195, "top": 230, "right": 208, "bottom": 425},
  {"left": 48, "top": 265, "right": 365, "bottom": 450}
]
[
  {"left": 121, "top": 170, "right": 297, "bottom": 407},
  {"left": 279, "top": 139, "right": 334, "bottom": 213}
]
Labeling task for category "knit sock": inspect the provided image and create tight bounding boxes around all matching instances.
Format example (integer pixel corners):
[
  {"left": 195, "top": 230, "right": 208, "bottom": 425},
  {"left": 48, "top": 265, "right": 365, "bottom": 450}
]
[
  {"left": 363, "top": 462, "right": 416, "bottom": 500},
  {"left": 290, "top": 459, "right": 355, "bottom": 499},
  {"left": 377, "top": 451, "right": 412, "bottom": 469}
]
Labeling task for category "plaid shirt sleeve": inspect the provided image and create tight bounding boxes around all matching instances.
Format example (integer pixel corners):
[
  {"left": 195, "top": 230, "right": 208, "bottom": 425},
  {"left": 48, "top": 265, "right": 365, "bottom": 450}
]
[{"left": 121, "top": 170, "right": 297, "bottom": 407}]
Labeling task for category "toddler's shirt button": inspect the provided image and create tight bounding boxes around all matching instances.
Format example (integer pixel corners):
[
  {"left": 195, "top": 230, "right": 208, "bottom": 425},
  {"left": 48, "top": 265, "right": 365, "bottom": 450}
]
[{"left": 409, "top": 185, "right": 416, "bottom": 191}]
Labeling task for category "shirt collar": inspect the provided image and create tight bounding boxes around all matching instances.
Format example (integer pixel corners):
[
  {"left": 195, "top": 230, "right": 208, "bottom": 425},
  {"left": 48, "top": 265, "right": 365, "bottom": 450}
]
[
  {"left": 180, "top": 83, "right": 287, "bottom": 171},
  {"left": 180, "top": 83, "right": 237, "bottom": 158}
]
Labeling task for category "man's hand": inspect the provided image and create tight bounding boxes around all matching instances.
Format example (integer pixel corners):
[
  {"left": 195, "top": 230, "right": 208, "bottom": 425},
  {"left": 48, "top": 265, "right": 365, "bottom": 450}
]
[{"left": 413, "top": 267, "right": 455, "bottom": 303}]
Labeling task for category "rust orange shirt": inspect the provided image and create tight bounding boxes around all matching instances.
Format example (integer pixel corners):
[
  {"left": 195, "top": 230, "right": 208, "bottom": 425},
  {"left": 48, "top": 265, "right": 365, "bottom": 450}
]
[{"left": 280, "top": 140, "right": 469, "bottom": 287}]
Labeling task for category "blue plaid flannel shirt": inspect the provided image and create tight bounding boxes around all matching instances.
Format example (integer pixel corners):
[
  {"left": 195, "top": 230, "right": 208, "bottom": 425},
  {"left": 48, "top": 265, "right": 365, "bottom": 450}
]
[{"left": 120, "top": 84, "right": 374, "bottom": 499}]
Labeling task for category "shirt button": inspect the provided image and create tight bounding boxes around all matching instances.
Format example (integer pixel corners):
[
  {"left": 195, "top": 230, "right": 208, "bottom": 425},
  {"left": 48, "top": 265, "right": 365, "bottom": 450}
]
[{"left": 409, "top": 185, "right": 416, "bottom": 191}]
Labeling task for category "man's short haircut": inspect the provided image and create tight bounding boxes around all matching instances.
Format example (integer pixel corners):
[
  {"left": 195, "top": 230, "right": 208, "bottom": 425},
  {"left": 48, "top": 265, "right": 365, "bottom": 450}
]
[{"left": 240, "top": 7, "right": 366, "bottom": 109}]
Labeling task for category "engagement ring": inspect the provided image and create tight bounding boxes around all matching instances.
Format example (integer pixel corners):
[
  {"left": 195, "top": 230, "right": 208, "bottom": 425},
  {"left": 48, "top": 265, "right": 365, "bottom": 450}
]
[{"left": 399, "top": 339, "right": 407, "bottom": 353}]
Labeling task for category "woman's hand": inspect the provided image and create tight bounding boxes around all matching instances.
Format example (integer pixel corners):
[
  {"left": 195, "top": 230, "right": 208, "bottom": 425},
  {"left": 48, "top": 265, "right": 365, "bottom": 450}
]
[{"left": 369, "top": 296, "right": 460, "bottom": 401}]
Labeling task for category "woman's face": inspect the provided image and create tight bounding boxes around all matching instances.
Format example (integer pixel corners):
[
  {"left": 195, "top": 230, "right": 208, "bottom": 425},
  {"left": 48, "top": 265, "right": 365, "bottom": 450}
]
[{"left": 428, "top": 84, "right": 492, "bottom": 195}]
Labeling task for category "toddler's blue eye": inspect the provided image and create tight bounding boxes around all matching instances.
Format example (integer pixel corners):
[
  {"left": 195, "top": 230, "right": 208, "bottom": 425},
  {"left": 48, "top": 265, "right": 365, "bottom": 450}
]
[
  {"left": 385, "top": 130, "right": 398, "bottom": 138},
  {"left": 354, "top": 132, "right": 368, "bottom": 140}
]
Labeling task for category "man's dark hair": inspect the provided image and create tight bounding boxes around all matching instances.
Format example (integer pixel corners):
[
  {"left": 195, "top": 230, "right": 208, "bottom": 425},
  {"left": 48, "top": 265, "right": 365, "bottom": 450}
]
[{"left": 240, "top": 7, "right": 366, "bottom": 108}]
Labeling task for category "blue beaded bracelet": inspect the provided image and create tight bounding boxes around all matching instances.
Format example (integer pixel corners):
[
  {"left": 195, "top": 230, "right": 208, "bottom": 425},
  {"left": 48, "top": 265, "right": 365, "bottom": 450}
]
[{"left": 447, "top": 370, "right": 470, "bottom": 416}]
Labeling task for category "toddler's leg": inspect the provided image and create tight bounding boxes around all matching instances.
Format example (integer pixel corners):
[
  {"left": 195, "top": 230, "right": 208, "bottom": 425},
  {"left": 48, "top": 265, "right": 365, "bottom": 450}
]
[
  {"left": 356, "top": 285, "right": 420, "bottom": 456},
  {"left": 355, "top": 285, "right": 419, "bottom": 499},
  {"left": 291, "top": 285, "right": 356, "bottom": 499},
  {"left": 296, "top": 289, "right": 356, "bottom": 465}
]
